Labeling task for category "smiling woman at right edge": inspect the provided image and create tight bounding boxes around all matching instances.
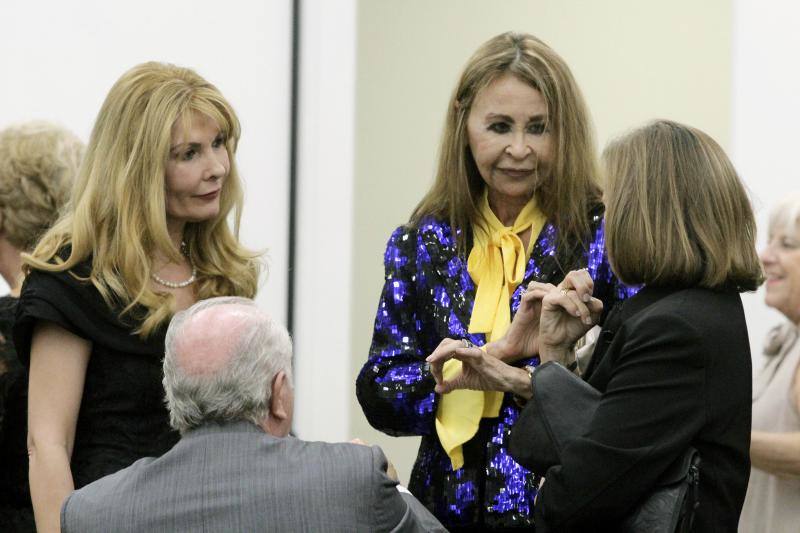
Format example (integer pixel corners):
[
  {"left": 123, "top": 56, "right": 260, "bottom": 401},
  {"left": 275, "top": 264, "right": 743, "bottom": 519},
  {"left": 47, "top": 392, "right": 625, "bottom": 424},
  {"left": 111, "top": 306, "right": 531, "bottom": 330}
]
[
  {"left": 356, "top": 32, "right": 636, "bottom": 531},
  {"left": 739, "top": 196, "right": 800, "bottom": 533}
]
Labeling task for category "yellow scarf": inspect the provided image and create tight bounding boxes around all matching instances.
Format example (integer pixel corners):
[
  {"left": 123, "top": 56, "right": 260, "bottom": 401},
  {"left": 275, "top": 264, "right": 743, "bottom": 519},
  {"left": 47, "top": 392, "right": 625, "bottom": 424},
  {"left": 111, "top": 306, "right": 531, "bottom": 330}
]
[{"left": 435, "top": 191, "right": 545, "bottom": 470}]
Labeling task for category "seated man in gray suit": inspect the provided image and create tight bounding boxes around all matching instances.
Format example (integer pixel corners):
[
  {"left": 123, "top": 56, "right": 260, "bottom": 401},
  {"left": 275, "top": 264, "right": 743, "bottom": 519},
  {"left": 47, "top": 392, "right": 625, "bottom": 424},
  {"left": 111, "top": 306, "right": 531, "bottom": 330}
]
[{"left": 61, "top": 297, "right": 445, "bottom": 532}]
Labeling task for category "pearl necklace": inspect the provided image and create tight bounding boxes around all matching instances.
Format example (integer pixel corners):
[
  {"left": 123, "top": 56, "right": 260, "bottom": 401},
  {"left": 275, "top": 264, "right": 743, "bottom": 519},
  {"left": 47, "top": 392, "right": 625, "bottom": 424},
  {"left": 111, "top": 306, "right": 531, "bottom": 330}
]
[{"left": 151, "top": 242, "right": 197, "bottom": 289}]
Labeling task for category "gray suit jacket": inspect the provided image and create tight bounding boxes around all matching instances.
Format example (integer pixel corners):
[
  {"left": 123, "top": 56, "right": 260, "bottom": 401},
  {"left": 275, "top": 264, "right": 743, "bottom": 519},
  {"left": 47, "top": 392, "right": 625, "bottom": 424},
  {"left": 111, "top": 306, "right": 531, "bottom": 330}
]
[{"left": 61, "top": 421, "right": 445, "bottom": 532}]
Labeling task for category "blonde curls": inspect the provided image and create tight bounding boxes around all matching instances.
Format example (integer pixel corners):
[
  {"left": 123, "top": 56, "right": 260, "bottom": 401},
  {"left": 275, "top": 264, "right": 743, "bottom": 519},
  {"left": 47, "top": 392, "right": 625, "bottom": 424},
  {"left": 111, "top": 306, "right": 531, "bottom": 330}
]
[
  {"left": 24, "top": 62, "right": 261, "bottom": 337},
  {"left": 0, "top": 122, "right": 83, "bottom": 251}
]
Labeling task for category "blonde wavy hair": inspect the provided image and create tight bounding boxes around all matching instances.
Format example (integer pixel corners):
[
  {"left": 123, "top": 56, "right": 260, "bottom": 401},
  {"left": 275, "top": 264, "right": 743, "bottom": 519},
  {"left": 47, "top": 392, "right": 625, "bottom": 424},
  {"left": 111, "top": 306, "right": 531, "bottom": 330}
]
[
  {"left": 411, "top": 32, "right": 601, "bottom": 254},
  {"left": 0, "top": 121, "right": 82, "bottom": 251},
  {"left": 24, "top": 62, "right": 261, "bottom": 337},
  {"left": 603, "top": 120, "right": 763, "bottom": 291}
]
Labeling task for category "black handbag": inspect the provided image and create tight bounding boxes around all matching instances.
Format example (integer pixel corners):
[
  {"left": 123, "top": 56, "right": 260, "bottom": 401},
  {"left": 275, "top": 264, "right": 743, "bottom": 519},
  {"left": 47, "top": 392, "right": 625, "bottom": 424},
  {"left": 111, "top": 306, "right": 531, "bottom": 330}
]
[{"left": 508, "top": 361, "right": 701, "bottom": 532}]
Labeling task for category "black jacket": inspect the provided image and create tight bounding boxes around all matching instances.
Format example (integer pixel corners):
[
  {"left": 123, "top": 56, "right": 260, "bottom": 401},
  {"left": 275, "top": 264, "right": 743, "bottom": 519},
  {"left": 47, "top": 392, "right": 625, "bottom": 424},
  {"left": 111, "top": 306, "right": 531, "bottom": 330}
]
[{"left": 534, "top": 286, "right": 751, "bottom": 532}]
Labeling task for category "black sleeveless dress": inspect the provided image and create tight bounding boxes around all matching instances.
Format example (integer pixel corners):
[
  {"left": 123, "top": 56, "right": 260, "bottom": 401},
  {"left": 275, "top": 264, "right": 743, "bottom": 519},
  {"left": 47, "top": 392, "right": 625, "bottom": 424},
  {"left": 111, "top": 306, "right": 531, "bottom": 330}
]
[
  {"left": 12, "top": 262, "right": 179, "bottom": 490},
  {"left": 0, "top": 295, "right": 34, "bottom": 532}
]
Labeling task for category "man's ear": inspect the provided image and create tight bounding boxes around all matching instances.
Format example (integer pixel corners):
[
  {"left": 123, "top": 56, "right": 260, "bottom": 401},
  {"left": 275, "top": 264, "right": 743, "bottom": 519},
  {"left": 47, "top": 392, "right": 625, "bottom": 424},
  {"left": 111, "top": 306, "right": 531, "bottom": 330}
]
[{"left": 269, "top": 371, "right": 290, "bottom": 421}]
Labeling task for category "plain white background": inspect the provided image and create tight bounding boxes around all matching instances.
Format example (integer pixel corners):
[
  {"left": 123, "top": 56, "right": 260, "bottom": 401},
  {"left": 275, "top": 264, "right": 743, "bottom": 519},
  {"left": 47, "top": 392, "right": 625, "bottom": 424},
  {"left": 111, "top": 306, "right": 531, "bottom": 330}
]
[{"left": 732, "top": 0, "right": 800, "bottom": 363}]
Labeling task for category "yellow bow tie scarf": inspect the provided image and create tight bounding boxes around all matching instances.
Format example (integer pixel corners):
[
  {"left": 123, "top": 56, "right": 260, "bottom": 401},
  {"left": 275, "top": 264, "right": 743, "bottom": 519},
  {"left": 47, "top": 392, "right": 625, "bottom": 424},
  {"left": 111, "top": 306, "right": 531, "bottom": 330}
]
[{"left": 435, "top": 192, "right": 546, "bottom": 469}]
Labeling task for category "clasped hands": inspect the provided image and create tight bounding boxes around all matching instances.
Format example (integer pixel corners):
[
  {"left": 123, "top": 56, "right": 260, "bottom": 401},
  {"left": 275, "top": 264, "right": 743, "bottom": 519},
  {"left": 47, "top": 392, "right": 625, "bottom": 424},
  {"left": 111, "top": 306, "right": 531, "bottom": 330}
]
[{"left": 426, "top": 270, "right": 602, "bottom": 400}]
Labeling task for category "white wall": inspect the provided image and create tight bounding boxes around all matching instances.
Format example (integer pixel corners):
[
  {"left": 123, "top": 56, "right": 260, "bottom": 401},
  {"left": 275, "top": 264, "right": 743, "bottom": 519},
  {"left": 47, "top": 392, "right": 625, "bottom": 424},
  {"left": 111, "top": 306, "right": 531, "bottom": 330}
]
[
  {"left": 291, "top": 0, "right": 357, "bottom": 442},
  {"left": 732, "top": 0, "right": 800, "bottom": 361},
  {"left": 0, "top": 0, "right": 292, "bottom": 323}
]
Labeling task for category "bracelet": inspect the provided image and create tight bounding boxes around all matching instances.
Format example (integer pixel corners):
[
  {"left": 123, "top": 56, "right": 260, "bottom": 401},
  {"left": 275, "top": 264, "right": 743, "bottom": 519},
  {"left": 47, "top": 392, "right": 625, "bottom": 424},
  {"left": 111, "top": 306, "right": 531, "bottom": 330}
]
[{"left": 513, "top": 365, "right": 536, "bottom": 408}]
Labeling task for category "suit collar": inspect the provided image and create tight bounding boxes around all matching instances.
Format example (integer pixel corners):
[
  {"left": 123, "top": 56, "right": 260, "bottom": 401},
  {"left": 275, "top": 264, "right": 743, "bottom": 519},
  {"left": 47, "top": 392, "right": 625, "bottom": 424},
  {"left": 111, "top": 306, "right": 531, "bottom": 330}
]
[{"left": 181, "top": 420, "right": 284, "bottom": 442}]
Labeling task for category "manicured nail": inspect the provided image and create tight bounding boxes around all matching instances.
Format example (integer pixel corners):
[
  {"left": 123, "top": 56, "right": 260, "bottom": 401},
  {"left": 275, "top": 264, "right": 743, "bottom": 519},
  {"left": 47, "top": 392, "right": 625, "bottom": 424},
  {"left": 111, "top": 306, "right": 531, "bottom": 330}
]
[{"left": 582, "top": 294, "right": 590, "bottom": 302}]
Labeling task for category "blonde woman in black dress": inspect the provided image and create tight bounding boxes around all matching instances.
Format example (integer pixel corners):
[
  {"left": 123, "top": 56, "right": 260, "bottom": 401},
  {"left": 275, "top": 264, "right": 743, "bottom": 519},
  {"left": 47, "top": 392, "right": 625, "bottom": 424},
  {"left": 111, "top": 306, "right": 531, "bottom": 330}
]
[{"left": 15, "top": 63, "right": 260, "bottom": 533}]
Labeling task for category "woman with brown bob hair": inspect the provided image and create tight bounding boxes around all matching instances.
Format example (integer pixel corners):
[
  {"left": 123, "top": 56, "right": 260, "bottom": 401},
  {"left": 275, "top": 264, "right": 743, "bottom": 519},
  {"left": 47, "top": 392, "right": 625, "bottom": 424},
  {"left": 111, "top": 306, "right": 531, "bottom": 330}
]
[
  {"left": 428, "top": 120, "right": 762, "bottom": 531},
  {"left": 356, "top": 32, "right": 635, "bottom": 530},
  {"left": 15, "top": 63, "right": 260, "bottom": 533}
]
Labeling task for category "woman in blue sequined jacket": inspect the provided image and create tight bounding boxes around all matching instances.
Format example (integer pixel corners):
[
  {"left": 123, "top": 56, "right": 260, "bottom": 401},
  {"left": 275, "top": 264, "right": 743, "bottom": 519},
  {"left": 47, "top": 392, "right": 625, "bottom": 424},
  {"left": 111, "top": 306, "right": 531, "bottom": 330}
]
[{"left": 356, "top": 32, "right": 636, "bottom": 531}]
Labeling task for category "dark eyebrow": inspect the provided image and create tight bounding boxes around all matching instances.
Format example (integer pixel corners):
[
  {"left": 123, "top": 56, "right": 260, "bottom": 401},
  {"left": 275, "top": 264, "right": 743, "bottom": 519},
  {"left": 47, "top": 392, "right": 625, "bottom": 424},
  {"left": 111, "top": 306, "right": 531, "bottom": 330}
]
[
  {"left": 170, "top": 141, "right": 201, "bottom": 154},
  {"left": 484, "top": 113, "right": 548, "bottom": 123},
  {"left": 485, "top": 113, "right": 514, "bottom": 122}
]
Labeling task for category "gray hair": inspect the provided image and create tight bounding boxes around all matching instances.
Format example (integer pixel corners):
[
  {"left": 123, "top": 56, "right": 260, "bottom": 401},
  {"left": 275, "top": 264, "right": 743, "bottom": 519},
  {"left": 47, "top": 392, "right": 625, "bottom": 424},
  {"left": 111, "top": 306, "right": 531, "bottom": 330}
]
[
  {"left": 163, "top": 297, "right": 293, "bottom": 434},
  {"left": 769, "top": 194, "right": 800, "bottom": 237}
]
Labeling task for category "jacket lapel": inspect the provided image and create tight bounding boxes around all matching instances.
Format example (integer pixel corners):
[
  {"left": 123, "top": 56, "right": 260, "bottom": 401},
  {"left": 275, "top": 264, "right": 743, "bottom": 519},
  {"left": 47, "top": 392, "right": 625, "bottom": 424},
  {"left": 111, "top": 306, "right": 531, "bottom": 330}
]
[{"left": 418, "top": 223, "right": 478, "bottom": 340}]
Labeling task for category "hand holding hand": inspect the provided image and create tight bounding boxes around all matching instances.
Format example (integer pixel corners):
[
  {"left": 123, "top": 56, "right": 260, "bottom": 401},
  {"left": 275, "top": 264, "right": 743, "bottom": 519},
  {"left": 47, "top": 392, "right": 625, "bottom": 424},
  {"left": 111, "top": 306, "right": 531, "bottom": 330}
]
[
  {"left": 492, "top": 281, "right": 553, "bottom": 362},
  {"left": 538, "top": 270, "right": 603, "bottom": 363}
]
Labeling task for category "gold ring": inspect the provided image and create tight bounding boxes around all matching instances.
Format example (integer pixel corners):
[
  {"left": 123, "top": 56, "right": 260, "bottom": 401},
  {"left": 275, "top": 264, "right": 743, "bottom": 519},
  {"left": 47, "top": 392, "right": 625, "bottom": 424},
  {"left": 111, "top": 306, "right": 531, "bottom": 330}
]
[{"left": 561, "top": 288, "right": 569, "bottom": 296}]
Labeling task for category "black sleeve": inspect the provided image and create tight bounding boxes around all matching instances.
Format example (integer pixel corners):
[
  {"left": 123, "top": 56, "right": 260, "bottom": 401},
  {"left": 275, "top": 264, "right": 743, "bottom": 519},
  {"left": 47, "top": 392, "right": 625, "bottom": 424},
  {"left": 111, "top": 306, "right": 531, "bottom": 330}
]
[
  {"left": 535, "top": 311, "right": 706, "bottom": 530},
  {"left": 13, "top": 268, "right": 161, "bottom": 365},
  {"left": 356, "top": 226, "right": 439, "bottom": 436}
]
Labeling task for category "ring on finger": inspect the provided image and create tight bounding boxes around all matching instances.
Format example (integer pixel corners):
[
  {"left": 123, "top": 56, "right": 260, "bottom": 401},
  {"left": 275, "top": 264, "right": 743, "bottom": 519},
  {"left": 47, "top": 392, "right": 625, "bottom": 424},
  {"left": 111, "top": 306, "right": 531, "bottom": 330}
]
[
  {"left": 560, "top": 288, "right": 569, "bottom": 296},
  {"left": 462, "top": 338, "right": 474, "bottom": 349}
]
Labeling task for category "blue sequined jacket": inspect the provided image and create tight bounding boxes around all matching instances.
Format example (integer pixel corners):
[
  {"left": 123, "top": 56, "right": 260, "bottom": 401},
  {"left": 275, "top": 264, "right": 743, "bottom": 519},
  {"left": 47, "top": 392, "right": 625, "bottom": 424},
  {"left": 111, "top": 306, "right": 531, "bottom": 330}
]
[{"left": 356, "top": 207, "right": 637, "bottom": 530}]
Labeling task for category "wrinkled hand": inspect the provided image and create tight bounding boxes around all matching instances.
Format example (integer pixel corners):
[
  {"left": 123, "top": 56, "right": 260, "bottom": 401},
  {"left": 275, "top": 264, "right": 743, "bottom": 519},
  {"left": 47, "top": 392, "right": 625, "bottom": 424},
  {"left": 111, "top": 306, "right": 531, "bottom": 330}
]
[
  {"left": 426, "top": 338, "right": 530, "bottom": 398},
  {"left": 350, "top": 438, "right": 399, "bottom": 482},
  {"left": 538, "top": 270, "right": 603, "bottom": 363},
  {"left": 494, "top": 282, "right": 551, "bottom": 362}
]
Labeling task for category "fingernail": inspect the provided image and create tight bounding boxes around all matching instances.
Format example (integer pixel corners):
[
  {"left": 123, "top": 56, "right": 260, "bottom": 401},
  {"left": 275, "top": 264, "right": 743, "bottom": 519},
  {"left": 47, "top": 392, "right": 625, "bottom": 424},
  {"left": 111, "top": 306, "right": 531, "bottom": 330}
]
[
  {"left": 584, "top": 317, "right": 592, "bottom": 325},
  {"left": 582, "top": 294, "right": 590, "bottom": 302}
]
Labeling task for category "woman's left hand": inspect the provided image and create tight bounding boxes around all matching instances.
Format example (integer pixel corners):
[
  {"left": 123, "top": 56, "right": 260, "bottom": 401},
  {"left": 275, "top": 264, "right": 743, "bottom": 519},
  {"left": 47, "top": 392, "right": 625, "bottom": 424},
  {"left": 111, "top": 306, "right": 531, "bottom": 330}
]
[{"left": 426, "top": 339, "right": 532, "bottom": 399}]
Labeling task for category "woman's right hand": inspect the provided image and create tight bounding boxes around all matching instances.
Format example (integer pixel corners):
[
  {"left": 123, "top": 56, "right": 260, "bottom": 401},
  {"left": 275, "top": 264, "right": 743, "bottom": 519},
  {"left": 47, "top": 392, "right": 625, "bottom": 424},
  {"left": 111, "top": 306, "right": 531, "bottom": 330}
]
[
  {"left": 492, "top": 281, "right": 552, "bottom": 362},
  {"left": 538, "top": 270, "right": 603, "bottom": 363},
  {"left": 492, "top": 270, "right": 598, "bottom": 363}
]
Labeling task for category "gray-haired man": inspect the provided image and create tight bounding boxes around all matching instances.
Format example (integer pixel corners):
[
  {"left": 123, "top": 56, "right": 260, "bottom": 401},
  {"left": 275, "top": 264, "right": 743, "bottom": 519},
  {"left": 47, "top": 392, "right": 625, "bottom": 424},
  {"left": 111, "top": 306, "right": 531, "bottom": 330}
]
[{"left": 60, "top": 297, "right": 445, "bottom": 532}]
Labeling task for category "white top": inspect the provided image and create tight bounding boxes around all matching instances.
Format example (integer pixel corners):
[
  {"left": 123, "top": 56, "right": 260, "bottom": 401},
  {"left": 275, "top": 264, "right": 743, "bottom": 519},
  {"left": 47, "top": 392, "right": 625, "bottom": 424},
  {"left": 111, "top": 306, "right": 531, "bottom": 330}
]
[{"left": 739, "top": 322, "right": 800, "bottom": 533}]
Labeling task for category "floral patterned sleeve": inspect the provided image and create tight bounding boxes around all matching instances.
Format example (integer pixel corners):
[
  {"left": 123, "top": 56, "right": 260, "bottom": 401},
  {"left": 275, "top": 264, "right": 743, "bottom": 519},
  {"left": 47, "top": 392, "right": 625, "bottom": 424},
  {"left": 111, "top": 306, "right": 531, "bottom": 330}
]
[{"left": 356, "top": 226, "right": 438, "bottom": 437}]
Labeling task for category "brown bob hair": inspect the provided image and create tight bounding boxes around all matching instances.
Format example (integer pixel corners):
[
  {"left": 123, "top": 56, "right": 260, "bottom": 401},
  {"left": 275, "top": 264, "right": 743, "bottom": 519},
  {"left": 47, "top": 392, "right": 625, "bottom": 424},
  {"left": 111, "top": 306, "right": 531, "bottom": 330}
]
[
  {"left": 410, "top": 32, "right": 601, "bottom": 254},
  {"left": 603, "top": 120, "right": 763, "bottom": 291}
]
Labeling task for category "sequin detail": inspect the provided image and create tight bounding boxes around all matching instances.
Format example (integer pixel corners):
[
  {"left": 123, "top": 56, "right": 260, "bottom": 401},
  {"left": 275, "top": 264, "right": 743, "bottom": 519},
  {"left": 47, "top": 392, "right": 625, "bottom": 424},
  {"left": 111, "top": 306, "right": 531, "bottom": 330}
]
[{"left": 356, "top": 211, "right": 638, "bottom": 529}]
